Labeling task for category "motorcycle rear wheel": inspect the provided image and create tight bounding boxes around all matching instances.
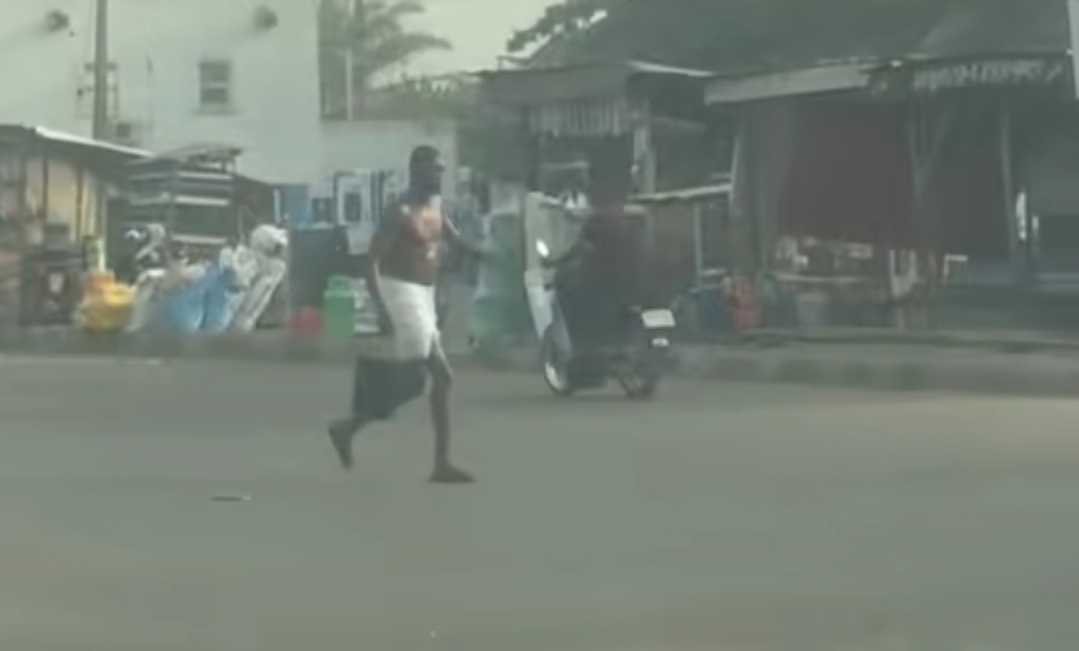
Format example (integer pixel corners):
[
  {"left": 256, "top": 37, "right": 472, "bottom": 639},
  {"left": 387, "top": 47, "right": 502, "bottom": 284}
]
[
  {"left": 616, "top": 364, "right": 659, "bottom": 400},
  {"left": 616, "top": 333, "right": 662, "bottom": 400},
  {"left": 541, "top": 325, "right": 574, "bottom": 397}
]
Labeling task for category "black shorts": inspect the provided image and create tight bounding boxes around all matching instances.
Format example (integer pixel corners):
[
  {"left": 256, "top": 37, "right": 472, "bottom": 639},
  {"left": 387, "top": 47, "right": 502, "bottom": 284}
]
[{"left": 349, "top": 341, "right": 450, "bottom": 419}]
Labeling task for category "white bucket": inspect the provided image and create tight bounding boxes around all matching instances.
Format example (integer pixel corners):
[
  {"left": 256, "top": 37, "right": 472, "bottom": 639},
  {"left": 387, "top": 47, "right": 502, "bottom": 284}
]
[{"left": 794, "top": 291, "right": 830, "bottom": 328}]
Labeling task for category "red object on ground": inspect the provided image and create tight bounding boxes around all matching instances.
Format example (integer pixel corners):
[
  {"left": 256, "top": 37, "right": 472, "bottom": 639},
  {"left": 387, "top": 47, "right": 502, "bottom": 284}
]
[
  {"left": 731, "top": 280, "right": 760, "bottom": 334},
  {"left": 288, "top": 307, "right": 322, "bottom": 337}
]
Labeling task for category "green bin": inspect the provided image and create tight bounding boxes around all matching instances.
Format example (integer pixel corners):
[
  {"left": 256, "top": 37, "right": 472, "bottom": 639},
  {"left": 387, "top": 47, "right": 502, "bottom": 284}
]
[{"left": 323, "top": 275, "right": 356, "bottom": 340}]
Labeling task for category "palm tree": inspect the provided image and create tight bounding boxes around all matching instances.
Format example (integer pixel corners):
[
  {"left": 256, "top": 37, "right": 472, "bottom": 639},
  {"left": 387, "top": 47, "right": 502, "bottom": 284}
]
[{"left": 319, "top": 0, "right": 451, "bottom": 119}]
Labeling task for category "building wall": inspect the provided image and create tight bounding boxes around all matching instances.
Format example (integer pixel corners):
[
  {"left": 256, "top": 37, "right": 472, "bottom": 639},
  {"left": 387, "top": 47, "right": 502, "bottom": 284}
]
[
  {"left": 0, "top": 0, "right": 321, "bottom": 184},
  {"left": 319, "top": 119, "right": 460, "bottom": 200}
]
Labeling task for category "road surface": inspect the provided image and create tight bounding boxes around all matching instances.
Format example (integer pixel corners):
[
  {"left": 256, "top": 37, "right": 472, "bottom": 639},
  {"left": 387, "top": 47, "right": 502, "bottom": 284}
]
[{"left": 0, "top": 356, "right": 1076, "bottom": 650}]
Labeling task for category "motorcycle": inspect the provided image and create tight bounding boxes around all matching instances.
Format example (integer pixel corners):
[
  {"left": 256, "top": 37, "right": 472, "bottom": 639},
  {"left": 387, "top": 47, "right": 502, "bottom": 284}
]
[{"left": 531, "top": 239, "right": 677, "bottom": 399}]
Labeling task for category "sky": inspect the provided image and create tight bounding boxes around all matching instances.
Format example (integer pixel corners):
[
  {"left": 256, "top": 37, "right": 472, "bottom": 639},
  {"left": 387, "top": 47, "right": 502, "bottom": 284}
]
[{"left": 400, "top": 0, "right": 554, "bottom": 75}]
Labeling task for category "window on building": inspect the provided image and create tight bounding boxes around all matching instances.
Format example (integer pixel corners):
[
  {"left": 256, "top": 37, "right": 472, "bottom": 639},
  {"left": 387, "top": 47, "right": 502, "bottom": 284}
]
[
  {"left": 198, "top": 60, "right": 232, "bottom": 111},
  {"left": 343, "top": 192, "right": 363, "bottom": 224},
  {"left": 76, "top": 62, "right": 119, "bottom": 118},
  {"left": 311, "top": 198, "right": 333, "bottom": 224}
]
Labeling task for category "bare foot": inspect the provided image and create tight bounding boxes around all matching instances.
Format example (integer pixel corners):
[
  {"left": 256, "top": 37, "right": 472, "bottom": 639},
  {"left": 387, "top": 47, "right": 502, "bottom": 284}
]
[
  {"left": 327, "top": 420, "right": 355, "bottom": 470},
  {"left": 429, "top": 464, "right": 475, "bottom": 484}
]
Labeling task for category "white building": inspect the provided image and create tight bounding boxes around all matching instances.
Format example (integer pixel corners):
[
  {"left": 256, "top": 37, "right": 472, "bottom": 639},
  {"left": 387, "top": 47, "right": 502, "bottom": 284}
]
[
  {"left": 0, "top": 0, "right": 322, "bottom": 184},
  {"left": 320, "top": 118, "right": 460, "bottom": 200}
]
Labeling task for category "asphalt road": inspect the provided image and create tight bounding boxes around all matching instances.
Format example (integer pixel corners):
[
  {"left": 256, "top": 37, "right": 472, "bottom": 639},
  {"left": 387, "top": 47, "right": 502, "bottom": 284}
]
[{"left": 0, "top": 356, "right": 1077, "bottom": 650}]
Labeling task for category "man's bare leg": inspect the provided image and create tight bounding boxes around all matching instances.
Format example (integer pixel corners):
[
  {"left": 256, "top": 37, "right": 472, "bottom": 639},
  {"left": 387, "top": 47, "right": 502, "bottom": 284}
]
[
  {"left": 328, "top": 417, "right": 367, "bottom": 470},
  {"left": 328, "top": 359, "right": 371, "bottom": 470},
  {"left": 426, "top": 342, "right": 474, "bottom": 483}
]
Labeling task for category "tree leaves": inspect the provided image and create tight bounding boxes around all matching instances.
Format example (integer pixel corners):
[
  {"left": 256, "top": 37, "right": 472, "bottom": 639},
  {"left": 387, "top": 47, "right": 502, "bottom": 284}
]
[{"left": 506, "top": 0, "right": 623, "bottom": 54}]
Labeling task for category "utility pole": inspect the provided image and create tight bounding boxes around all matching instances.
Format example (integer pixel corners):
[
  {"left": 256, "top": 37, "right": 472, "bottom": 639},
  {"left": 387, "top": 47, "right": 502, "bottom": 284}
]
[
  {"left": 91, "top": 0, "right": 109, "bottom": 140},
  {"left": 90, "top": 0, "right": 110, "bottom": 275},
  {"left": 344, "top": 0, "right": 355, "bottom": 121}
]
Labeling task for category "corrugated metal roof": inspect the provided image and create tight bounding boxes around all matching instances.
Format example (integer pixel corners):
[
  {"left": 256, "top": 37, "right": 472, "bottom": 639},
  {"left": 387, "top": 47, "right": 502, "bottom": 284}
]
[
  {"left": 480, "top": 59, "right": 710, "bottom": 105},
  {"left": 0, "top": 124, "right": 150, "bottom": 159},
  {"left": 483, "top": 60, "right": 712, "bottom": 79}
]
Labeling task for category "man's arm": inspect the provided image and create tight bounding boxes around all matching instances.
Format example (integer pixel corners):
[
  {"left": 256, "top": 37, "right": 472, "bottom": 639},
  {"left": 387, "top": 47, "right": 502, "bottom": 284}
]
[{"left": 442, "top": 213, "right": 486, "bottom": 259}]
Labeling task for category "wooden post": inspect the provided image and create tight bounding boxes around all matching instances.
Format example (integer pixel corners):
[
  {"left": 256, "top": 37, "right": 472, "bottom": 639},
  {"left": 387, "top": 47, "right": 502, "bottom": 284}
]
[
  {"left": 40, "top": 150, "right": 49, "bottom": 225},
  {"left": 15, "top": 144, "right": 30, "bottom": 328},
  {"left": 525, "top": 119, "right": 541, "bottom": 192},
  {"left": 906, "top": 98, "right": 957, "bottom": 330},
  {"left": 730, "top": 116, "right": 758, "bottom": 275},
  {"left": 631, "top": 101, "right": 656, "bottom": 194},
  {"left": 74, "top": 166, "right": 84, "bottom": 240},
  {"left": 693, "top": 202, "right": 704, "bottom": 277},
  {"left": 95, "top": 177, "right": 105, "bottom": 257},
  {"left": 998, "top": 99, "right": 1019, "bottom": 285},
  {"left": 166, "top": 164, "right": 179, "bottom": 244}
]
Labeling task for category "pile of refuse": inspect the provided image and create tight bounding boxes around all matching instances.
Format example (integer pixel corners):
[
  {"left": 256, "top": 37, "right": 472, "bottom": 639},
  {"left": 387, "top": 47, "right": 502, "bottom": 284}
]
[{"left": 77, "top": 224, "right": 289, "bottom": 335}]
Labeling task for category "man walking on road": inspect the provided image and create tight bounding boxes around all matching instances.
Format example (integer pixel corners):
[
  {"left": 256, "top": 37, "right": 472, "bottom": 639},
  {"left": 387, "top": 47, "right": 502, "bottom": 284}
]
[{"left": 328, "top": 145, "right": 484, "bottom": 484}]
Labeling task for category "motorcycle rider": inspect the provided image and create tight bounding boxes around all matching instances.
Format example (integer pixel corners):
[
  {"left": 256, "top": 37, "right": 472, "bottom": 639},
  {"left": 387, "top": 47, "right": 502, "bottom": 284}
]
[{"left": 544, "top": 172, "right": 644, "bottom": 347}]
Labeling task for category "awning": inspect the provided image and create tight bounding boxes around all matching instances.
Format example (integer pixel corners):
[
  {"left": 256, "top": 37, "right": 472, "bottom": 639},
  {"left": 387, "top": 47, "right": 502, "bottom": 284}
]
[{"left": 705, "top": 62, "right": 874, "bottom": 104}]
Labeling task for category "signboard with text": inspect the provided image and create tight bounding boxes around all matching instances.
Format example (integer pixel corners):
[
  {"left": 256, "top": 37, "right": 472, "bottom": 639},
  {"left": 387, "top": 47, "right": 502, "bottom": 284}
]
[
  {"left": 870, "top": 57, "right": 1069, "bottom": 96},
  {"left": 910, "top": 59, "right": 1066, "bottom": 93}
]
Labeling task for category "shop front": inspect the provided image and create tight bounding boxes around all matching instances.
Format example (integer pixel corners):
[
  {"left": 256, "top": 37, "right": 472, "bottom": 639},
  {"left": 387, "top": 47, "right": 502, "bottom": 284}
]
[
  {"left": 0, "top": 125, "right": 147, "bottom": 328},
  {"left": 705, "top": 51, "right": 1079, "bottom": 330}
]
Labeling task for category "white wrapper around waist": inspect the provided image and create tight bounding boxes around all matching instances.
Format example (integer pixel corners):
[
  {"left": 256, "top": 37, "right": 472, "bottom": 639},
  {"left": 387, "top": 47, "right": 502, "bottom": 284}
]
[{"left": 380, "top": 277, "right": 438, "bottom": 360}]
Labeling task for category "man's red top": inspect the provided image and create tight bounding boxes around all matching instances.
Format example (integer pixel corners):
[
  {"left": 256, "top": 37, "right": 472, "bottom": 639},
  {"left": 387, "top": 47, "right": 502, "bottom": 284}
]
[
  {"left": 582, "top": 205, "right": 624, "bottom": 269},
  {"left": 581, "top": 204, "right": 644, "bottom": 302}
]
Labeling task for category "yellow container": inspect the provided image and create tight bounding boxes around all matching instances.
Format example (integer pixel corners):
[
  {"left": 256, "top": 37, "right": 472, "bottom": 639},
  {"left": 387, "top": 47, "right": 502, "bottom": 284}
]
[{"left": 79, "top": 271, "right": 135, "bottom": 332}]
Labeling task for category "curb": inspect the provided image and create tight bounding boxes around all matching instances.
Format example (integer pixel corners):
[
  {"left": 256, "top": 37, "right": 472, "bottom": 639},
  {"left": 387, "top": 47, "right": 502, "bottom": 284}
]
[
  {"left": 674, "top": 351, "right": 1079, "bottom": 398},
  {"left": 747, "top": 327, "right": 1079, "bottom": 355},
  {"left": 0, "top": 330, "right": 534, "bottom": 371},
  {"left": 1, "top": 330, "right": 1077, "bottom": 398}
]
